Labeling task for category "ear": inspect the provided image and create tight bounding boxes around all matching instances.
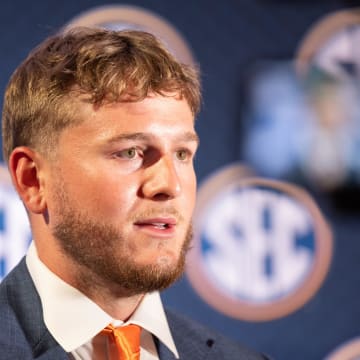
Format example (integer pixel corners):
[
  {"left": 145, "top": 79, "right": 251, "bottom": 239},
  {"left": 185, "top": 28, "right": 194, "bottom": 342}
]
[{"left": 8, "top": 146, "right": 47, "bottom": 214}]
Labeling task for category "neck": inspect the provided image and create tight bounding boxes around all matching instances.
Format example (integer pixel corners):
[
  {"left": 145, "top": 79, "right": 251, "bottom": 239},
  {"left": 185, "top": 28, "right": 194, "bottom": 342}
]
[
  {"left": 36, "top": 240, "right": 145, "bottom": 320},
  {"left": 74, "top": 266, "right": 145, "bottom": 320}
]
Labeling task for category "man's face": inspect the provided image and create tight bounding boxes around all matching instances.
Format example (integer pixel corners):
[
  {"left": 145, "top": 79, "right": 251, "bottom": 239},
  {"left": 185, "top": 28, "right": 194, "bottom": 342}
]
[{"left": 45, "top": 94, "right": 198, "bottom": 295}]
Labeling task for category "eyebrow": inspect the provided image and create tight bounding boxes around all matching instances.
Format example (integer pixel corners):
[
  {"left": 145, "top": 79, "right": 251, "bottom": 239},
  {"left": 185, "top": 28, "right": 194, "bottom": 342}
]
[{"left": 107, "top": 132, "right": 200, "bottom": 145}]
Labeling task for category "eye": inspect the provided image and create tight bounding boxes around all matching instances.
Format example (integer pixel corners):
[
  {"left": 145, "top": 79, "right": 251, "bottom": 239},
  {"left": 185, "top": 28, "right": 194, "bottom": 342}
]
[
  {"left": 117, "top": 147, "right": 138, "bottom": 159},
  {"left": 176, "top": 149, "right": 189, "bottom": 161}
]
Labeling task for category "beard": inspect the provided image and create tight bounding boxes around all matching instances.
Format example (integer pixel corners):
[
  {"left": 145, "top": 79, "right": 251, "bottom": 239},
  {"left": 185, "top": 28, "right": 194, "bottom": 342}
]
[{"left": 51, "top": 193, "right": 193, "bottom": 296}]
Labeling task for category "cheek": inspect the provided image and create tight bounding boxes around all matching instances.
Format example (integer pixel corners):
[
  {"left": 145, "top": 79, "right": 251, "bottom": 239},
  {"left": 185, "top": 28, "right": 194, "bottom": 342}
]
[
  {"left": 182, "top": 172, "right": 197, "bottom": 210},
  {"left": 96, "top": 178, "right": 141, "bottom": 216},
  {"left": 66, "top": 175, "right": 137, "bottom": 214}
]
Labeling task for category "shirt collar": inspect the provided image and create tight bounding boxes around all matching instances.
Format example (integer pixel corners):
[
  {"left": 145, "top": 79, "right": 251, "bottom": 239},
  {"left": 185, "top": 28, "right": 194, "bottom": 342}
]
[{"left": 26, "top": 242, "right": 178, "bottom": 357}]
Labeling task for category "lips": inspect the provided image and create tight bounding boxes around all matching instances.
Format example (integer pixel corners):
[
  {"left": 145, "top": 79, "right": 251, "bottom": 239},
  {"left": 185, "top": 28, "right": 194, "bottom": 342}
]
[
  {"left": 135, "top": 217, "right": 176, "bottom": 227},
  {"left": 134, "top": 217, "right": 177, "bottom": 234}
]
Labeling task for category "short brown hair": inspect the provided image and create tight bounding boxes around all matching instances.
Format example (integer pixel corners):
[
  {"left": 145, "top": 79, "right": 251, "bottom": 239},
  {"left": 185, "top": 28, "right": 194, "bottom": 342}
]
[{"left": 2, "top": 27, "right": 201, "bottom": 162}]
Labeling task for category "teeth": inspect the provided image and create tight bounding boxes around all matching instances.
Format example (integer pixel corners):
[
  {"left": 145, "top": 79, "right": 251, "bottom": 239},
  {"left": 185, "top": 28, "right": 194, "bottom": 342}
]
[{"left": 153, "top": 223, "right": 167, "bottom": 229}]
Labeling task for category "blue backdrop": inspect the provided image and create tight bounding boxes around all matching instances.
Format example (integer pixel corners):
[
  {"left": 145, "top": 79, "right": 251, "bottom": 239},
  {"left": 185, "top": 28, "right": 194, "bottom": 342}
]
[{"left": 1, "top": 1, "right": 359, "bottom": 359}]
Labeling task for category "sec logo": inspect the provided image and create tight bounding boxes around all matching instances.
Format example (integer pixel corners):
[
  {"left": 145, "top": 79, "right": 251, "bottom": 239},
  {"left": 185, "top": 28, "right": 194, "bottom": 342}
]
[
  {"left": 0, "top": 163, "right": 31, "bottom": 281},
  {"left": 186, "top": 164, "right": 333, "bottom": 321}
]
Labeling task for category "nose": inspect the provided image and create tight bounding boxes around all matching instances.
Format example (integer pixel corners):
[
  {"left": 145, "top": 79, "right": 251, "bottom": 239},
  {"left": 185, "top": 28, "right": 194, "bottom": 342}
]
[{"left": 141, "top": 155, "right": 181, "bottom": 200}]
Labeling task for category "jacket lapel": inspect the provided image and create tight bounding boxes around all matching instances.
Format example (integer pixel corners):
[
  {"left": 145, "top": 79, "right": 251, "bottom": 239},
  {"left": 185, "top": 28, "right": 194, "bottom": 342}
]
[
  {"left": 156, "top": 310, "right": 217, "bottom": 360},
  {"left": 156, "top": 339, "right": 178, "bottom": 360},
  {"left": 36, "top": 346, "right": 69, "bottom": 360}
]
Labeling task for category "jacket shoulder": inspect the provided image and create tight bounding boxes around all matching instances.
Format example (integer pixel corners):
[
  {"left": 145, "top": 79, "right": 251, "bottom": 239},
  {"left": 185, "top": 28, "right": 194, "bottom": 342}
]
[
  {"left": 0, "top": 259, "right": 35, "bottom": 355},
  {"left": 0, "top": 258, "right": 65, "bottom": 359}
]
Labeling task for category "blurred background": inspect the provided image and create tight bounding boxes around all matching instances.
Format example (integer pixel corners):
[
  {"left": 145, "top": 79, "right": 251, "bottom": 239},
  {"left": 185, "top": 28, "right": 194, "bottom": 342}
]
[{"left": 1, "top": 1, "right": 360, "bottom": 359}]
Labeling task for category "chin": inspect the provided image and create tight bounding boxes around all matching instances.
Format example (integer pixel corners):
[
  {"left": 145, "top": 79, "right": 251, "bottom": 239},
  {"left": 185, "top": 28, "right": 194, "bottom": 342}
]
[{"left": 156, "top": 255, "right": 176, "bottom": 266}]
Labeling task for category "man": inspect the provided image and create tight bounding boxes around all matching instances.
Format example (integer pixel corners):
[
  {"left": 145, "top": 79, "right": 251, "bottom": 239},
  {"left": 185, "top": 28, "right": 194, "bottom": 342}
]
[{"left": 0, "top": 27, "right": 268, "bottom": 359}]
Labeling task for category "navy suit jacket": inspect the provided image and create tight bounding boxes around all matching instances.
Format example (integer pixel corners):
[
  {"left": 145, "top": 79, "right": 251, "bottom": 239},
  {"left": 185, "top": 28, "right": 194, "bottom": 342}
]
[{"left": 0, "top": 258, "right": 269, "bottom": 360}]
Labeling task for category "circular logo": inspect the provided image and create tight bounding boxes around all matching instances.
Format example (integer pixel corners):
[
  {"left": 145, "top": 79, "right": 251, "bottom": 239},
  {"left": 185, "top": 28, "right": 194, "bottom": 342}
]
[
  {"left": 63, "top": 5, "right": 195, "bottom": 65},
  {"left": 326, "top": 337, "right": 360, "bottom": 360},
  {"left": 296, "top": 8, "right": 360, "bottom": 79},
  {"left": 294, "top": 8, "right": 360, "bottom": 201},
  {"left": 186, "top": 164, "right": 333, "bottom": 321},
  {"left": 0, "top": 163, "right": 31, "bottom": 281}
]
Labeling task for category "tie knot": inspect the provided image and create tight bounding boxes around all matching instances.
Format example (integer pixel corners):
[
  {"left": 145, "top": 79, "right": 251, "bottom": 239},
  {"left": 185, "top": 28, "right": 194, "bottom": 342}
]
[{"left": 102, "top": 324, "right": 141, "bottom": 359}]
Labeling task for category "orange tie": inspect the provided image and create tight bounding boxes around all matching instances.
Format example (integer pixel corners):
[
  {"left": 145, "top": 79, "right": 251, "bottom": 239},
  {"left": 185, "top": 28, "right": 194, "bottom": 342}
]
[{"left": 102, "top": 324, "right": 141, "bottom": 360}]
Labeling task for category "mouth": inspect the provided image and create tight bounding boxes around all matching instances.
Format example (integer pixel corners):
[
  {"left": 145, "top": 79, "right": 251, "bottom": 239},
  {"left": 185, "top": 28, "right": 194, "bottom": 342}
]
[
  {"left": 151, "top": 223, "right": 171, "bottom": 229},
  {"left": 134, "top": 217, "right": 177, "bottom": 235}
]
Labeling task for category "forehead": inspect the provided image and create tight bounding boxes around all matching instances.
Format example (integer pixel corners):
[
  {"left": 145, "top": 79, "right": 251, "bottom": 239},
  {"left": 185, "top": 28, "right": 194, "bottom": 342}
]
[{"left": 60, "top": 94, "right": 196, "bottom": 146}]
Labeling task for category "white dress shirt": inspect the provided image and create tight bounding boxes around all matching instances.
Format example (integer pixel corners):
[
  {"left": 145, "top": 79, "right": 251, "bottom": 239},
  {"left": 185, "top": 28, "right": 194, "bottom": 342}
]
[{"left": 26, "top": 242, "right": 179, "bottom": 359}]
